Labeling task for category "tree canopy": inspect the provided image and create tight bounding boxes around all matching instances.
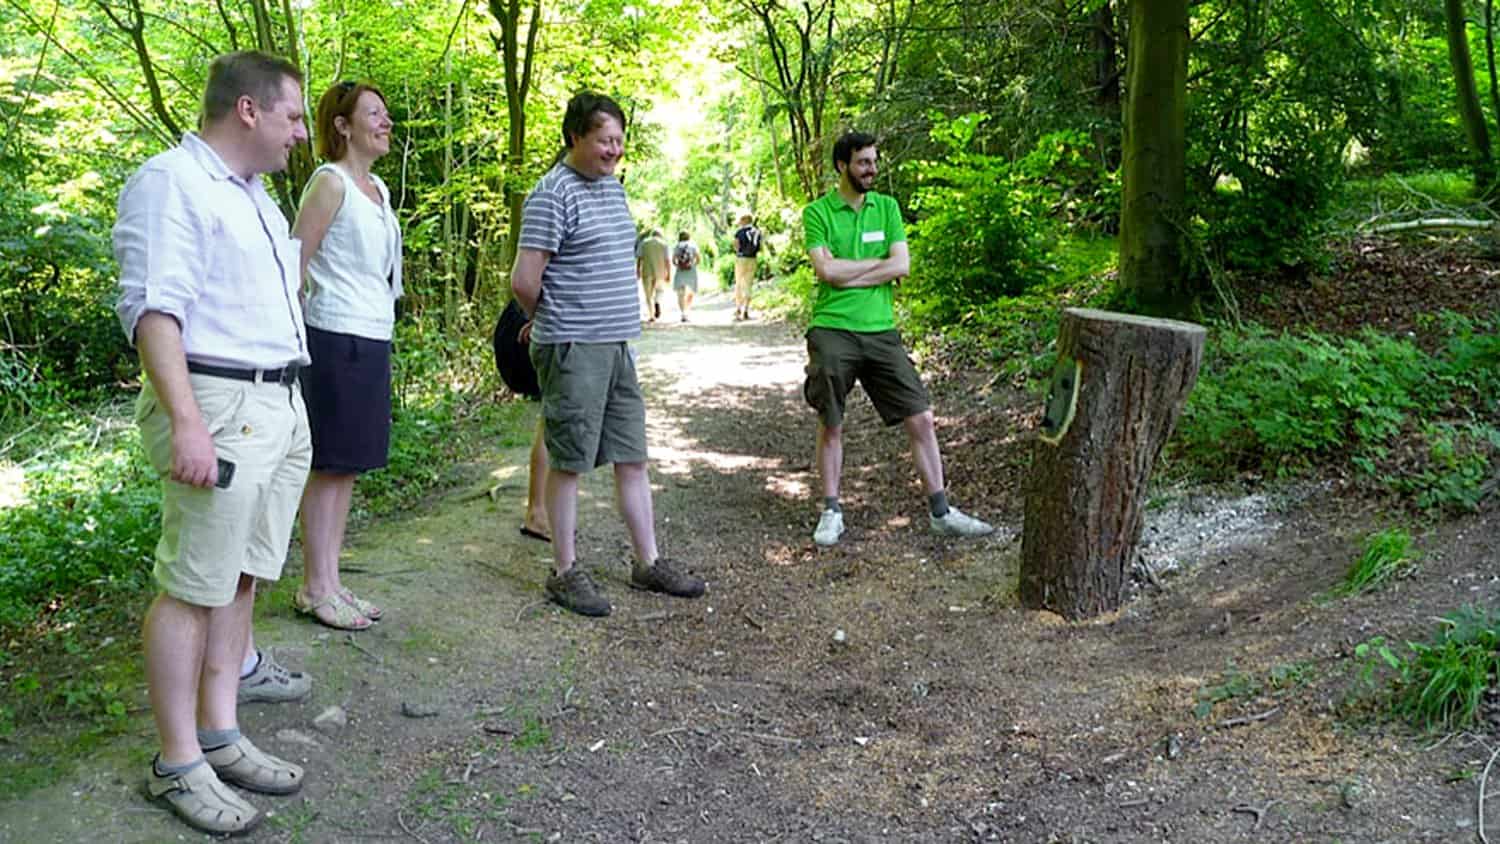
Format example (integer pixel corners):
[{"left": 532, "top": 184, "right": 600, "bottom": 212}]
[{"left": 0, "top": 0, "right": 1495, "bottom": 401}]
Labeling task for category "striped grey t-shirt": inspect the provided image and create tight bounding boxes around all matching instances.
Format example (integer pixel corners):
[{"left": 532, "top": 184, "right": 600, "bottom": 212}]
[{"left": 519, "top": 163, "right": 641, "bottom": 344}]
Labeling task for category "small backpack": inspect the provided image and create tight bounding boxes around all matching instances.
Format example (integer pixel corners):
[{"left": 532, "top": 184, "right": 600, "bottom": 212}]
[
  {"left": 673, "top": 243, "right": 693, "bottom": 269},
  {"left": 737, "top": 226, "right": 762, "bottom": 257}
]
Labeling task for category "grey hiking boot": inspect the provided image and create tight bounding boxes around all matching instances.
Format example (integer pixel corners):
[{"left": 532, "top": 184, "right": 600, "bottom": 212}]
[
  {"left": 929, "top": 506, "right": 995, "bottom": 538},
  {"left": 238, "top": 649, "right": 312, "bottom": 704},
  {"left": 631, "top": 558, "right": 705, "bottom": 598},
  {"left": 546, "top": 568, "right": 611, "bottom": 616}
]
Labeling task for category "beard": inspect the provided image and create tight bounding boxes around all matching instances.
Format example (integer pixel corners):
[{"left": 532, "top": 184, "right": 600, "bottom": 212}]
[{"left": 849, "top": 172, "right": 874, "bottom": 194}]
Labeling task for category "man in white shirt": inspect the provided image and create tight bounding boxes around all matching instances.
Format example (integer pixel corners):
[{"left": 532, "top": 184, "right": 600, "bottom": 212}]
[{"left": 114, "top": 51, "right": 314, "bottom": 835}]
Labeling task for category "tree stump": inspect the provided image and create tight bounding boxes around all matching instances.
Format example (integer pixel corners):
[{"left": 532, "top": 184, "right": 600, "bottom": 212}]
[{"left": 1019, "top": 308, "right": 1206, "bottom": 620}]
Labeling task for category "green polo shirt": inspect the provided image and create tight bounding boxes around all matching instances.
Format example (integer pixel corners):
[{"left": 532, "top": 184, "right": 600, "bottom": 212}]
[{"left": 803, "top": 188, "right": 907, "bottom": 333}]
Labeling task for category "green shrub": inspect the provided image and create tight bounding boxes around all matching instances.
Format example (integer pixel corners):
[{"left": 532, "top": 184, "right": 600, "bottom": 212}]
[
  {"left": 1189, "top": 105, "right": 1345, "bottom": 273},
  {"left": 909, "top": 235, "right": 1116, "bottom": 381},
  {"left": 1429, "top": 312, "right": 1500, "bottom": 412},
  {"left": 904, "top": 113, "right": 1055, "bottom": 325},
  {"left": 714, "top": 251, "right": 737, "bottom": 291},
  {"left": 1342, "top": 169, "right": 1475, "bottom": 217},
  {"left": 0, "top": 314, "right": 531, "bottom": 629},
  {"left": 1012, "top": 129, "right": 1120, "bottom": 232},
  {"left": 757, "top": 265, "right": 817, "bottom": 327},
  {"left": 1178, "top": 314, "right": 1500, "bottom": 506},
  {"left": 1339, "top": 528, "right": 1416, "bottom": 595},
  {"left": 0, "top": 406, "right": 157, "bottom": 628},
  {"left": 1350, "top": 36, "right": 1473, "bottom": 172},
  {"left": 1359, "top": 607, "right": 1500, "bottom": 732},
  {"left": 1385, "top": 422, "right": 1500, "bottom": 513},
  {"left": 0, "top": 157, "right": 134, "bottom": 403},
  {"left": 1176, "top": 326, "right": 1434, "bottom": 475}
]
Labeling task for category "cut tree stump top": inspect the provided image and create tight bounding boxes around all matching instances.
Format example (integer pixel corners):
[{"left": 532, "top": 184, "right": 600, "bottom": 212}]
[{"left": 1064, "top": 307, "right": 1208, "bottom": 337}]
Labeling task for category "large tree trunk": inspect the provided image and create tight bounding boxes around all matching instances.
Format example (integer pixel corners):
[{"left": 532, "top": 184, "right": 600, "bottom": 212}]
[
  {"left": 1118, "top": 0, "right": 1187, "bottom": 309},
  {"left": 1020, "top": 308, "right": 1206, "bottom": 621},
  {"left": 491, "top": 0, "right": 542, "bottom": 294},
  {"left": 1446, "top": 0, "right": 1496, "bottom": 190}
]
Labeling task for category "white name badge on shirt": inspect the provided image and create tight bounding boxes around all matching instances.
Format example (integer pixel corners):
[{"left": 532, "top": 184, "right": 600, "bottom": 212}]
[{"left": 861, "top": 230, "right": 886, "bottom": 243}]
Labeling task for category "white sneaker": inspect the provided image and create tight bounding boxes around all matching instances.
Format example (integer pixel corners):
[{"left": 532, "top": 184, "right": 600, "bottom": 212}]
[
  {"left": 813, "top": 509, "right": 845, "bottom": 546},
  {"left": 929, "top": 506, "right": 995, "bottom": 538}
]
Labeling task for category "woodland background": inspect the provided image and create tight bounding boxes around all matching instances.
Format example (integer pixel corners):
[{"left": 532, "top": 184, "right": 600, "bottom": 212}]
[{"left": 1, "top": 0, "right": 1499, "bottom": 791}]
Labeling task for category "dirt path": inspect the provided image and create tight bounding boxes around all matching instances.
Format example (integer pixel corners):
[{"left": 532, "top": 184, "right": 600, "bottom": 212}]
[{"left": 4, "top": 288, "right": 1499, "bottom": 842}]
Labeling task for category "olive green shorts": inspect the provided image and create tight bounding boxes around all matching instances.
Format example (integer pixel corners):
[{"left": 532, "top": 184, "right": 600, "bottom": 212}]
[
  {"left": 530, "top": 341, "right": 648, "bottom": 473},
  {"left": 803, "top": 327, "right": 930, "bottom": 429}
]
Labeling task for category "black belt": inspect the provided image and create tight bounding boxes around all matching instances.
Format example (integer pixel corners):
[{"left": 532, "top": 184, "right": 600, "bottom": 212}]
[{"left": 187, "top": 361, "right": 301, "bottom": 386}]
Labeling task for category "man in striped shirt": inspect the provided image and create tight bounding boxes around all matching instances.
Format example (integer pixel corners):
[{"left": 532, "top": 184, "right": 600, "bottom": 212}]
[{"left": 511, "top": 92, "right": 705, "bottom": 617}]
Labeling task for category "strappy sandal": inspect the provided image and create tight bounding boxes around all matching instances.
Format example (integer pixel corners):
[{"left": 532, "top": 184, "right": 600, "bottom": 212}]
[
  {"left": 204, "top": 736, "right": 303, "bottom": 795},
  {"left": 294, "top": 590, "right": 370, "bottom": 630},
  {"left": 337, "top": 587, "right": 382, "bottom": 621},
  {"left": 147, "top": 758, "right": 262, "bottom": 834}
]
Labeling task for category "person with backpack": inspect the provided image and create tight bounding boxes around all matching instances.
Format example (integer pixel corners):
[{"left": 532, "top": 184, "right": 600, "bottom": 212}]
[
  {"left": 732, "top": 213, "right": 762, "bottom": 321},
  {"left": 670, "top": 230, "right": 701, "bottom": 323}
]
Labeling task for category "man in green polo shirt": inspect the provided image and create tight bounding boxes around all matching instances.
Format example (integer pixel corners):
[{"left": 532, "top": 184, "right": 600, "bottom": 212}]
[{"left": 802, "top": 130, "right": 994, "bottom": 547}]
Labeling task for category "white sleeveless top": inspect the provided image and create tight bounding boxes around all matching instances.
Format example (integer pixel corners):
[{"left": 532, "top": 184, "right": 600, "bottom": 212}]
[{"left": 302, "top": 162, "right": 403, "bottom": 341}]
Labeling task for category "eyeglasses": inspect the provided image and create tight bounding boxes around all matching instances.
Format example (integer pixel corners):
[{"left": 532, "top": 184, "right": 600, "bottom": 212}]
[{"left": 338, "top": 80, "right": 356, "bottom": 95}]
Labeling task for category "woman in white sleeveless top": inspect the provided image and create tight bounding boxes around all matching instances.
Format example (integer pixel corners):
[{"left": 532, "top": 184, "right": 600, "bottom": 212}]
[{"left": 289, "top": 81, "right": 403, "bottom": 629}]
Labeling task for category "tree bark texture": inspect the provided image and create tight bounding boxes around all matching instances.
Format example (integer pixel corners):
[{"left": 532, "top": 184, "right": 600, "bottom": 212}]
[
  {"left": 491, "top": 0, "right": 541, "bottom": 282},
  {"left": 1445, "top": 0, "right": 1495, "bottom": 190},
  {"left": 1118, "top": 0, "right": 1187, "bottom": 308},
  {"left": 1020, "top": 308, "right": 1206, "bottom": 621}
]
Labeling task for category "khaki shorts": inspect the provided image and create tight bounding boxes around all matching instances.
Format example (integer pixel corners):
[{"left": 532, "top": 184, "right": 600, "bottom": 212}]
[
  {"left": 136, "top": 373, "right": 312, "bottom": 607},
  {"left": 734, "top": 257, "right": 757, "bottom": 302},
  {"left": 803, "top": 327, "right": 930, "bottom": 428},
  {"left": 530, "top": 342, "right": 648, "bottom": 473}
]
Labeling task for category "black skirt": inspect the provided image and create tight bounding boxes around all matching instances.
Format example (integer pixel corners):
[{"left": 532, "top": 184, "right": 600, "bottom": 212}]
[{"left": 301, "top": 326, "right": 393, "bottom": 474}]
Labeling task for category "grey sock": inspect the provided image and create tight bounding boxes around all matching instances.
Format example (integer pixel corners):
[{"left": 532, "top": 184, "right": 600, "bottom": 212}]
[
  {"left": 197, "top": 726, "right": 242, "bottom": 751},
  {"left": 929, "top": 490, "right": 950, "bottom": 517},
  {"left": 823, "top": 497, "right": 841, "bottom": 513},
  {"left": 153, "top": 755, "right": 204, "bottom": 777}
]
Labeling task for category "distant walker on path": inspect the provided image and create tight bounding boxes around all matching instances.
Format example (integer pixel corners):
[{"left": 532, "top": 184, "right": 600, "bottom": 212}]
[
  {"left": 732, "top": 213, "right": 762, "bottom": 321},
  {"left": 801, "top": 130, "right": 995, "bottom": 547}
]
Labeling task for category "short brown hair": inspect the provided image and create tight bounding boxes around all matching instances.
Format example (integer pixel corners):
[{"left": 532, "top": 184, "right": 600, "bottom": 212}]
[
  {"left": 314, "top": 81, "right": 387, "bottom": 161},
  {"left": 203, "top": 51, "right": 302, "bottom": 123},
  {"left": 561, "top": 91, "right": 626, "bottom": 149}
]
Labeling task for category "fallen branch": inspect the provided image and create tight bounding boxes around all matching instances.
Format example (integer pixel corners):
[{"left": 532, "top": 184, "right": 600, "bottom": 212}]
[
  {"left": 1367, "top": 218, "right": 1498, "bottom": 235},
  {"left": 1479, "top": 744, "right": 1500, "bottom": 843},
  {"left": 345, "top": 633, "right": 383, "bottom": 664},
  {"left": 1217, "top": 707, "right": 1280, "bottom": 729},
  {"left": 736, "top": 730, "right": 802, "bottom": 746},
  {"left": 1231, "top": 799, "right": 1279, "bottom": 832},
  {"left": 396, "top": 808, "right": 433, "bottom": 844},
  {"left": 515, "top": 599, "right": 545, "bottom": 623}
]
